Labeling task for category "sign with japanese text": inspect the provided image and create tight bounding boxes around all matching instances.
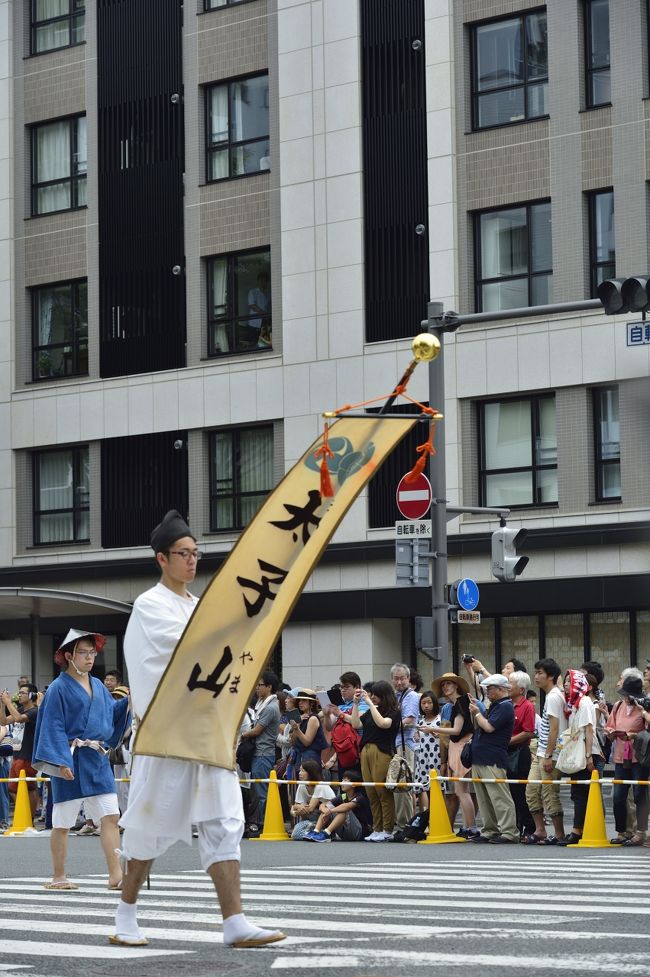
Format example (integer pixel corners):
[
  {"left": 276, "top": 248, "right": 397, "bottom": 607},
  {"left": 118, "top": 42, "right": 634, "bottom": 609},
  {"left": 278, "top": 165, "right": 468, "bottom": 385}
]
[
  {"left": 627, "top": 321, "right": 650, "bottom": 346},
  {"left": 457, "top": 610, "right": 481, "bottom": 624},
  {"left": 133, "top": 415, "right": 417, "bottom": 769},
  {"left": 394, "top": 520, "right": 432, "bottom": 538}
]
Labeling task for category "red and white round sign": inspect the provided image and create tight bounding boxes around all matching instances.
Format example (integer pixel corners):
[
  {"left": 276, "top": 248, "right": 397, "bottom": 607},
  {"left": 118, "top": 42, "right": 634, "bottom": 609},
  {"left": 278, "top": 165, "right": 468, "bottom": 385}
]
[{"left": 395, "top": 472, "right": 432, "bottom": 520}]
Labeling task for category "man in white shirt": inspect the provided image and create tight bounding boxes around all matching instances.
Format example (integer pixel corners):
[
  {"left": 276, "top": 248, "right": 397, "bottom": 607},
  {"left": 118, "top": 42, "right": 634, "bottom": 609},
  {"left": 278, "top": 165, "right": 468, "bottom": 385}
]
[
  {"left": 524, "top": 658, "right": 568, "bottom": 844},
  {"left": 112, "top": 510, "right": 285, "bottom": 950}
]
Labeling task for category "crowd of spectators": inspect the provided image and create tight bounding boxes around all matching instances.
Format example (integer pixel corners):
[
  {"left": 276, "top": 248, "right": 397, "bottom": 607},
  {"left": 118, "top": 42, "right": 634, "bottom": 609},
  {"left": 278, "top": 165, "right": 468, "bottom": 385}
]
[
  {"left": 236, "top": 656, "right": 650, "bottom": 846},
  {"left": 2, "top": 655, "right": 649, "bottom": 847}
]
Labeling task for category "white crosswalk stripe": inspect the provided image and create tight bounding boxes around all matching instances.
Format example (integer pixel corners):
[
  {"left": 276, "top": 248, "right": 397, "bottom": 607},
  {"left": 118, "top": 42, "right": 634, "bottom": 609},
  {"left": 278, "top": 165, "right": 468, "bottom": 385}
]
[{"left": 2, "top": 856, "right": 649, "bottom": 974}]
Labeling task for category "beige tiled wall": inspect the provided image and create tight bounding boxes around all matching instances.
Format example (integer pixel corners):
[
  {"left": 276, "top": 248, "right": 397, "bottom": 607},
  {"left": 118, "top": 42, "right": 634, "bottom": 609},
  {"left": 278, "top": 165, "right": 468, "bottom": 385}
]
[
  {"left": 197, "top": 0, "right": 269, "bottom": 85},
  {"left": 199, "top": 174, "right": 271, "bottom": 255},
  {"left": 23, "top": 47, "right": 86, "bottom": 125}
]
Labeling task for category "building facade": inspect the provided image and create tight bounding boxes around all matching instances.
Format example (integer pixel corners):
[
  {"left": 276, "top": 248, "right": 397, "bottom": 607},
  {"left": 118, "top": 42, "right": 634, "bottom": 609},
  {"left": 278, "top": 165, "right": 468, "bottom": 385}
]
[{"left": 0, "top": 0, "right": 648, "bottom": 701}]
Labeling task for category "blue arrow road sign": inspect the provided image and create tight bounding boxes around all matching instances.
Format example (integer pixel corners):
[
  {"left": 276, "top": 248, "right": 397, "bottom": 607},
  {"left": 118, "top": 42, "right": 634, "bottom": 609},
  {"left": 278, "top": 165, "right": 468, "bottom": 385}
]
[{"left": 457, "top": 578, "right": 480, "bottom": 611}]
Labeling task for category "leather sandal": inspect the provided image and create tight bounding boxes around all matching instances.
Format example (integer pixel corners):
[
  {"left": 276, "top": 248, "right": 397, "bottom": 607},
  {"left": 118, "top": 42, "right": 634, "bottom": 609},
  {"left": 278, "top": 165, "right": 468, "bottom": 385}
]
[{"left": 621, "top": 833, "right": 646, "bottom": 847}]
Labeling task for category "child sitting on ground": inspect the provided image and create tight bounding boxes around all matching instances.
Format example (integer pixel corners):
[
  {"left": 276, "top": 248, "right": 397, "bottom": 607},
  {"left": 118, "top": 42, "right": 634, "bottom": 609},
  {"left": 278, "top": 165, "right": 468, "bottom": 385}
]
[
  {"left": 290, "top": 759, "right": 335, "bottom": 839},
  {"left": 303, "top": 769, "right": 371, "bottom": 842}
]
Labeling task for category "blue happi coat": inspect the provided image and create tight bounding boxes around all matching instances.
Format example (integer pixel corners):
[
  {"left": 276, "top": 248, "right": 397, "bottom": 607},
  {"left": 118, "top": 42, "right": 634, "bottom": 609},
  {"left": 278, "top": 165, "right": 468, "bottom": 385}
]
[{"left": 33, "top": 673, "right": 130, "bottom": 802}]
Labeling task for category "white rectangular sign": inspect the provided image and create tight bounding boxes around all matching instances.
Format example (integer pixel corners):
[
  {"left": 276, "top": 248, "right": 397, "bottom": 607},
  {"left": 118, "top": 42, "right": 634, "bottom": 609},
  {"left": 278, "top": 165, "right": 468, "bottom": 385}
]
[
  {"left": 457, "top": 610, "right": 481, "bottom": 624},
  {"left": 627, "top": 321, "right": 650, "bottom": 346},
  {"left": 394, "top": 520, "right": 432, "bottom": 538}
]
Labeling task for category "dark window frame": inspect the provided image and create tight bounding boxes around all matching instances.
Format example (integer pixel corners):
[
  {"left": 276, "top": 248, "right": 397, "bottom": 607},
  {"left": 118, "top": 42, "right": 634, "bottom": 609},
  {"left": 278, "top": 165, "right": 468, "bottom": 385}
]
[
  {"left": 31, "top": 277, "right": 88, "bottom": 381},
  {"left": 32, "top": 444, "right": 90, "bottom": 546},
  {"left": 584, "top": 0, "right": 611, "bottom": 109},
  {"left": 204, "top": 0, "right": 256, "bottom": 9},
  {"left": 474, "top": 198, "right": 552, "bottom": 312},
  {"left": 209, "top": 424, "right": 274, "bottom": 532},
  {"left": 30, "top": 0, "right": 85, "bottom": 56},
  {"left": 478, "top": 394, "right": 558, "bottom": 509},
  {"left": 470, "top": 8, "right": 549, "bottom": 132},
  {"left": 31, "top": 114, "right": 87, "bottom": 217},
  {"left": 205, "top": 72, "right": 270, "bottom": 183},
  {"left": 587, "top": 188, "right": 615, "bottom": 297},
  {"left": 206, "top": 247, "right": 272, "bottom": 357},
  {"left": 593, "top": 385, "right": 621, "bottom": 502}
]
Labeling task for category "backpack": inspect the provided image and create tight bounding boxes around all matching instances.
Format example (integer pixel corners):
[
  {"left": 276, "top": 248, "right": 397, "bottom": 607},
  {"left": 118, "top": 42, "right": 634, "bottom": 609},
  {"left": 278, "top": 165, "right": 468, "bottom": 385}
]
[
  {"left": 401, "top": 810, "right": 429, "bottom": 842},
  {"left": 632, "top": 729, "right": 650, "bottom": 768},
  {"left": 330, "top": 717, "right": 360, "bottom": 771}
]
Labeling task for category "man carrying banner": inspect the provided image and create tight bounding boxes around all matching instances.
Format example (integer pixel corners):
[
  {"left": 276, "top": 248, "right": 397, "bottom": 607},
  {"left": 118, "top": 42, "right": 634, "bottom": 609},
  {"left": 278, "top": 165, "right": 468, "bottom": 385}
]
[{"left": 113, "top": 509, "right": 286, "bottom": 950}]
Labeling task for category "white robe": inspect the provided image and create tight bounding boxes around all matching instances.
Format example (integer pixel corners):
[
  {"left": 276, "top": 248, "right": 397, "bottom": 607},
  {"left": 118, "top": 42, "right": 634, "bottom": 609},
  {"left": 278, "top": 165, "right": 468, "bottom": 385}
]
[{"left": 119, "top": 582, "right": 243, "bottom": 854}]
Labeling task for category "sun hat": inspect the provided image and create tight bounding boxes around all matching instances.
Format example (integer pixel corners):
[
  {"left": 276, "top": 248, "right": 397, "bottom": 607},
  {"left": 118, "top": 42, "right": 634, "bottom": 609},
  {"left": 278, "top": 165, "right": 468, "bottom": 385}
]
[
  {"left": 431, "top": 672, "right": 470, "bottom": 698},
  {"left": 111, "top": 686, "right": 130, "bottom": 699},
  {"left": 618, "top": 675, "right": 643, "bottom": 699},
  {"left": 294, "top": 688, "right": 318, "bottom": 701}
]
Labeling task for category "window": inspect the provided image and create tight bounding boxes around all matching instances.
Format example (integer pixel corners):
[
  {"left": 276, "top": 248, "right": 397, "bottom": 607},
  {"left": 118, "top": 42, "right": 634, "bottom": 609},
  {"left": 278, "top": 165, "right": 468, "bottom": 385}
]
[
  {"left": 206, "top": 74, "right": 270, "bottom": 181},
  {"left": 33, "top": 446, "right": 89, "bottom": 544},
  {"left": 32, "top": 279, "right": 88, "bottom": 380},
  {"left": 205, "top": 0, "right": 251, "bottom": 7},
  {"left": 585, "top": 0, "right": 610, "bottom": 107},
  {"left": 31, "top": 0, "right": 85, "bottom": 54},
  {"left": 207, "top": 249, "right": 271, "bottom": 356},
  {"left": 593, "top": 386, "right": 620, "bottom": 500},
  {"left": 479, "top": 396, "right": 557, "bottom": 507},
  {"left": 588, "top": 189, "right": 615, "bottom": 296},
  {"left": 210, "top": 426, "right": 273, "bottom": 530},
  {"left": 475, "top": 200, "right": 552, "bottom": 311},
  {"left": 471, "top": 11, "right": 548, "bottom": 130},
  {"left": 32, "top": 116, "right": 87, "bottom": 215}
]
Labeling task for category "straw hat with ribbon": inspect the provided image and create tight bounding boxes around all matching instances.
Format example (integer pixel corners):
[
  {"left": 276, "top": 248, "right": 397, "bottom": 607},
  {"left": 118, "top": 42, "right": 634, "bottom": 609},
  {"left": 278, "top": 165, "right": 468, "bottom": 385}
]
[{"left": 431, "top": 672, "right": 470, "bottom": 698}]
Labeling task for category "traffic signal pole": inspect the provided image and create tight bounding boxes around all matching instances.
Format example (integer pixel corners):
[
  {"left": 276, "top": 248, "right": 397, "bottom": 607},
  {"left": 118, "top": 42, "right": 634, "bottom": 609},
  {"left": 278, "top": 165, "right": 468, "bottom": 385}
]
[{"left": 427, "top": 302, "right": 453, "bottom": 675}]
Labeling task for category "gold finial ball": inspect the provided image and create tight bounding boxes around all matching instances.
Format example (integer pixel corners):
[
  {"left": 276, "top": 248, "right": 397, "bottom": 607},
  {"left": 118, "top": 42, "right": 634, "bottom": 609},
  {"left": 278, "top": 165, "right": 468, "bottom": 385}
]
[{"left": 412, "top": 333, "right": 441, "bottom": 362}]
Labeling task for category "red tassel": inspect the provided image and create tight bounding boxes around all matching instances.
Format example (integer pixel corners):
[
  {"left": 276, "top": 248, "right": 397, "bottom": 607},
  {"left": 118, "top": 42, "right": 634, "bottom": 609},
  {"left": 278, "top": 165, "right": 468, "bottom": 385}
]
[
  {"left": 320, "top": 460, "right": 334, "bottom": 498},
  {"left": 314, "top": 423, "right": 335, "bottom": 498},
  {"left": 405, "top": 421, "right": 436, "bottom": 482}
]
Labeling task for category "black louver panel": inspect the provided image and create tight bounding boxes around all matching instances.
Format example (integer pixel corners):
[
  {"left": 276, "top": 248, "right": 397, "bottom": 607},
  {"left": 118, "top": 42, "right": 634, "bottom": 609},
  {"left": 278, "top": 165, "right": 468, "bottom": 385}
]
[
  {"left": 361, "top": 0, "right": 430, "bottom": 342},
  {"left": 97, "top": 0, "right": 186, "bottom": 377},
  {"left": 101, "top": 431, "right": 188, "bottom": 548}
]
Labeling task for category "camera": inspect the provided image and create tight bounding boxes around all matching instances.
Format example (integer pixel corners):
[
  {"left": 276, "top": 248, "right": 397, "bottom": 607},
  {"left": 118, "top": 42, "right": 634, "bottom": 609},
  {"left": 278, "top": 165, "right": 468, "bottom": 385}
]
[
  {"left": 633, "top": 695, "right": 650, "bottom": 711},
  {"left": 461, "top": 655, "right": 475, "bottom": 664}
]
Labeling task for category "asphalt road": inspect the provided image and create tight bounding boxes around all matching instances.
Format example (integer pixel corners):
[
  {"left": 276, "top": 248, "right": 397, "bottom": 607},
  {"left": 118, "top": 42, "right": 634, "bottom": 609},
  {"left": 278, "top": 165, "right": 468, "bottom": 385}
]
[{"left": 2, "top": 832, "right": 649, "bottom": 977}]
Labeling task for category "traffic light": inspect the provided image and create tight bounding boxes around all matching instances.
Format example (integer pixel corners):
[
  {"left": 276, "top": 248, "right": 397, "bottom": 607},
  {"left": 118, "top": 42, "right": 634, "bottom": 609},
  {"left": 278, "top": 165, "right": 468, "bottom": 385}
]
[
  {"left": 491, "top": 526, "right": 529, "bottom": 583},
  {"left": 597, "top": 276, "right": 650, "bottom": 315}
]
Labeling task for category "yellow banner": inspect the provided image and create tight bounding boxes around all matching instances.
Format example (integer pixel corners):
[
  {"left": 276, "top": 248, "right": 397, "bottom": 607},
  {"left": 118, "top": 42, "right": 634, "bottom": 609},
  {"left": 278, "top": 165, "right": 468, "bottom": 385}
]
[{"left": 133, "top": 415, "right": 416, "bottom": 768}]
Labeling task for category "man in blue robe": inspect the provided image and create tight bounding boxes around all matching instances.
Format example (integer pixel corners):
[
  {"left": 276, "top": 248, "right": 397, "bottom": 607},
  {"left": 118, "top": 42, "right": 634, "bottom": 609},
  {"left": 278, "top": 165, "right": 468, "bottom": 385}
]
[{"left": 33, "top": 629, "right": 130, "bottom": 890}]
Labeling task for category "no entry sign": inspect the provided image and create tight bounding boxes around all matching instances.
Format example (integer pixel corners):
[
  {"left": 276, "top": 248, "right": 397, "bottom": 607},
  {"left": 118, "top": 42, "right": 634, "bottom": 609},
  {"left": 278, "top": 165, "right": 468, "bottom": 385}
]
[{"left": 396, "top": 472, "right": 432, "bottom": 520}]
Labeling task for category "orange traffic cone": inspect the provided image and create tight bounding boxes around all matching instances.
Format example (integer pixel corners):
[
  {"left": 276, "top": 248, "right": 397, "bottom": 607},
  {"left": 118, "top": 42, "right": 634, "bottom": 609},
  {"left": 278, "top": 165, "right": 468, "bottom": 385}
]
[
  {"left": 4, "top": 770, "right": 37, "bottom": 835},
  {"left": 568, "top": 770, "right": 621, "bottom": 848},
  {"left": 419, "top": 770, "right": 465, "bottom": 844},
  {"left": 253, "top": 770, "right": 290, "bottom": 841}
]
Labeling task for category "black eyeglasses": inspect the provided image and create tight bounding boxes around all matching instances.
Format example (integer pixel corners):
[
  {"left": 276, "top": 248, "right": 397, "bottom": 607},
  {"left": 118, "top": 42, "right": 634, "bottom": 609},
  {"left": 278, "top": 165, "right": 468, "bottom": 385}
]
[{"left": 168, "top": 549, "right": 203, "bottom": 562}]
